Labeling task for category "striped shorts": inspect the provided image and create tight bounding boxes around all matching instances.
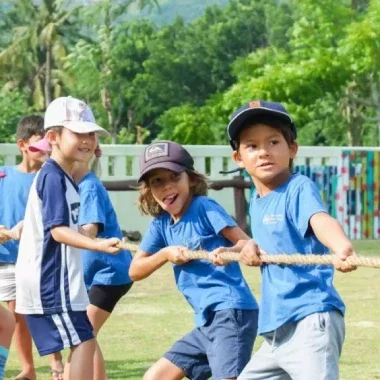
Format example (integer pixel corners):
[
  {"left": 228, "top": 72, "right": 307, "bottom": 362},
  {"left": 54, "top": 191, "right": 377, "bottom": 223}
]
[
  {"left": 25, "top": 311, "right": 94, "bottom": 356},
  {"left": 0, "top": 263, "right": 16, "bottom": 301}
]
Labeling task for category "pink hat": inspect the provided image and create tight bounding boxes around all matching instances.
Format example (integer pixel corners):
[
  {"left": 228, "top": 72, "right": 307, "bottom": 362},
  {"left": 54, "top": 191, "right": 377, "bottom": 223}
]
[
  {"left": 29, "top": 136, "right": 51, "bottom": 153},
  {"left": 0, "top": 171, "right": 6, "bottom": 178}
]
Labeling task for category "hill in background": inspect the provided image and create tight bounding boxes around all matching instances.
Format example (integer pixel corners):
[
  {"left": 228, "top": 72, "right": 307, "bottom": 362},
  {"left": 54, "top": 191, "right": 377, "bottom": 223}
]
[{"left": 129, "top": 0, "right": 229, "bottom": 25}]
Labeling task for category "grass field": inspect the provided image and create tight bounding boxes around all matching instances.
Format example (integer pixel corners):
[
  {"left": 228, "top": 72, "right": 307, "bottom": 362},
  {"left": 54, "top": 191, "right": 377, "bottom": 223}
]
[{"left": 5, "top": 240, "right": 380, "bottom": 380}]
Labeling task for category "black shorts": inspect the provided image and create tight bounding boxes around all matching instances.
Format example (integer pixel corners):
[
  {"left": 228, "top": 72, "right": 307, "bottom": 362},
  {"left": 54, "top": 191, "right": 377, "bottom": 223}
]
[{"left": 88, "top": 282, "right": 133, "bottom": 313}]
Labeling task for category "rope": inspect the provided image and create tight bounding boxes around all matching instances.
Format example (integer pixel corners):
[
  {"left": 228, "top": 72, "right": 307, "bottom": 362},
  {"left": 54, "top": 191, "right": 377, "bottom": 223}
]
[
  {"left": 118, "top": 241, "right": 380, "bottom": 268},
  {"left": 1, "top": 227, "right": 379, "bottom": 268}
]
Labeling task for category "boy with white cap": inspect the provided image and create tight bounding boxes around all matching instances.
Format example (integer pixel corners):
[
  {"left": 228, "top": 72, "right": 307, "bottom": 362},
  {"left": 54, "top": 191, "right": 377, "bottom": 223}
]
[{"left": 15, "top": 96, "right": 121, "bottom": 380}]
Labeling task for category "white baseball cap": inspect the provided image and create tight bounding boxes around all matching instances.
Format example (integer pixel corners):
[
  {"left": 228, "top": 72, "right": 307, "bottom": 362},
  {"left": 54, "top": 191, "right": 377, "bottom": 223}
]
[{"left": 44, "top": 96, "right": 110, "bottom": 138}]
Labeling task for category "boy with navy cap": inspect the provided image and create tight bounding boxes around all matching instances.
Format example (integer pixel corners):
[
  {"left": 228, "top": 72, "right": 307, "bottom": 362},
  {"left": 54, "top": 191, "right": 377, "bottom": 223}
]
[{"left": 216, "top": 100, "right": 357, "bottom": 380}]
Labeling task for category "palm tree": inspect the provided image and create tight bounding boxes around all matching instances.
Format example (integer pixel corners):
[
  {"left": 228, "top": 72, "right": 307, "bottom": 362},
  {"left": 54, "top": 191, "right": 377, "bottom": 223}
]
[{"left": 0, "top": 0, "right": 81, "bottom": 110}]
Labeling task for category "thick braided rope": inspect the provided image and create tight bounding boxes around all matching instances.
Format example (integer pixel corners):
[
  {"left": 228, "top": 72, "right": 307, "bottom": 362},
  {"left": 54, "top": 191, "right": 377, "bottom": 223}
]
[
  {"left": 2, "top": 228, "right": 379, "bottom": 268},
  {"left": 119, "top": 241, "right": 380, "bottom": 268}
]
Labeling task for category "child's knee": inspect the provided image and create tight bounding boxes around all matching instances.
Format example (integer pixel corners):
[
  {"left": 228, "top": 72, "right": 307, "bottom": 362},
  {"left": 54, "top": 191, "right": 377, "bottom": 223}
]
[
  {"left": 143, "top": 366, "right": 157, "bottom": 380},
  {"left": 2, "top": 309, "right": 15, "bottom": 332}
]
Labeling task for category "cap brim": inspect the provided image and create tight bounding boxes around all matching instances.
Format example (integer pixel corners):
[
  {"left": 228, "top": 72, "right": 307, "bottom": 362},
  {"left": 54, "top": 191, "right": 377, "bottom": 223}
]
[
  {"left": 29, "top": 137, "right": 51, "bottom": 152},
  {"left": 61, "top": 121, "right": 110, "bottom": 138},
  {"left": 227, "top": 108, "right": 293, "bottom": 142},
  {"left": 138, "top": 162, "right": 187, "bottom": 182}
]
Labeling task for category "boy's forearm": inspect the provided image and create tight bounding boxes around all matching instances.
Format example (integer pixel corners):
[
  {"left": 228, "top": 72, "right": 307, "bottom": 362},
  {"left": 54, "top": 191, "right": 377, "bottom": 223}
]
[
  {"left": 129, "top": 250, "right": 168, "bottom": 281},
  {"left": 310, "top": 213, "right": 352, "bottom": 253},
  {"left": 51, "top": 226, "right": 98, "bottom": 251}
]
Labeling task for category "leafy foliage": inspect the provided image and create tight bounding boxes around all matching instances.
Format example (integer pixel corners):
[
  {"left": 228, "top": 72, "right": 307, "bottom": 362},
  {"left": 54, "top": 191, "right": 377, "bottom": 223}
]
[{"left": 0, "top": 0, "right": 378, "bottom": 146}]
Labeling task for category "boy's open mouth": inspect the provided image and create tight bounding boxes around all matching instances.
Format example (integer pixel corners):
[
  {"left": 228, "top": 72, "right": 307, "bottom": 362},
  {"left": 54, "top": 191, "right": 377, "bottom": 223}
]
[{"left": 163, "top": 194, "right": 178, "bottom": 205}]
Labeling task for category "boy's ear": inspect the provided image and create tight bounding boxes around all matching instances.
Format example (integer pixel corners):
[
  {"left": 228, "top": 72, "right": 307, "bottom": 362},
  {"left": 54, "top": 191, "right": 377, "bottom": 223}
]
[
  {"left": 289, "top": 141, "right": 298, "bottom": 159},
  {"left": 46, "top": 130, "right": 58, "bottom": 145},
  {"left": 232, "top": 150, "right": 246, "bottom": 169},
  {"left": 17, "top": 139, "right": 27, "bottom": 152}
]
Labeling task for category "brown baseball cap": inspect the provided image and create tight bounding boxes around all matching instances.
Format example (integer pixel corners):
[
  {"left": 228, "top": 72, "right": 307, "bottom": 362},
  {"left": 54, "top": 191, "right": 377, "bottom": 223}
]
[{"left": 138, "top": 141, "right": 194, "bottom": 182}]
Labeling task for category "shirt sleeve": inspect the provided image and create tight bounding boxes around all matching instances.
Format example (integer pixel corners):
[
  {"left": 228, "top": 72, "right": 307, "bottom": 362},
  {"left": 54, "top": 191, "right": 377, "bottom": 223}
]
[
  {"left": 287, "top": 180, "right": 328, "bottom": 238},
  {"left": 78, "top": 189, "right": 106, "bottom": 233},
  {"left": 200, "top": 197, "right": 238, "bottom": 235},
  {"left": 37, "top": 171, "right": 70, "bottom": 229},
  {"left": 139, "top": 219, "right": 166, "bottom": 255}
]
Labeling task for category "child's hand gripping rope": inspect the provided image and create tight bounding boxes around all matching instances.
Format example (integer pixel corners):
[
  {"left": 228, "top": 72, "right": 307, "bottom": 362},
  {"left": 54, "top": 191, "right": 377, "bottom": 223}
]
[{"left": 94, "top": 238, "right": 122, "bottom": 255}]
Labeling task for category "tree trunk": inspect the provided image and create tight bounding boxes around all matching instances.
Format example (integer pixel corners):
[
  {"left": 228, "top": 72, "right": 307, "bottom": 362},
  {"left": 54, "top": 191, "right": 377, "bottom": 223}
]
[
  {"left": 369, "top": 76, "right": 380, "bottom": 145},
  {"left": 101, "top": 87, "right": 115, "bottom": 143},
  {"left": 44, "top": 44, "right": 52, "bottom": 108}
]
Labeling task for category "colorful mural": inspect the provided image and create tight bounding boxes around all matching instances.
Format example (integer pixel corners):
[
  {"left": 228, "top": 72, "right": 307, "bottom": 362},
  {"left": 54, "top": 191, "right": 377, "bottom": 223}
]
[{"left": 336, "top": 150, "right": 380, "bottom": 240}]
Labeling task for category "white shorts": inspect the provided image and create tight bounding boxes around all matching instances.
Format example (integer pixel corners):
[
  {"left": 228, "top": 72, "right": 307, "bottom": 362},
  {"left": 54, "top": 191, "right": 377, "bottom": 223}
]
[
  {"left": 0, "top": 263, "right": 16, "bottom": 301},
  {"left": 238, "top": 311, "right": 345, "bottom": 380}
]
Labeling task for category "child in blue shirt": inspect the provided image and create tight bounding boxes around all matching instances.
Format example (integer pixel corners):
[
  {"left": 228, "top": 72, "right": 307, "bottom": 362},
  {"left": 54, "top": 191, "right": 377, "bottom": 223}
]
[
  {"left": 0, "top": 115, "right": 46, "bottom": 380},
  {"left": 129, "top": 141, "right": 259, "bottom": 380},
  {"left": 222, "top": 100, "right": 356, "bottom": 380},
  {"left": 29, "top": 136, "right": 134, "bottom": 380}
]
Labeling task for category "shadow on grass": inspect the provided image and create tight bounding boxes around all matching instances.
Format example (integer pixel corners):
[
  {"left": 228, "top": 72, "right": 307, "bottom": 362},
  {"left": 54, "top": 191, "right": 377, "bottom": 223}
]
[{"left": 6, "top": 359, "right": 153, "bottom": 380}]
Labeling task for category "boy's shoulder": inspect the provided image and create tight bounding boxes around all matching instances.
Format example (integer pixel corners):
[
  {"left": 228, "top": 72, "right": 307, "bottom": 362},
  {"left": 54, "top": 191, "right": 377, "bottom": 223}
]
[
  {"left": 192, "top": 195, "right": 222, "bottom": 209},
  {"left": 287, "top": 172, "right": 315, "bottom": 191},
  {"left": 0, "top": 166, "right": 19, "bottom": 177},
  {"left": 78, "top": 172, "right": 103, "bottom": 193}
]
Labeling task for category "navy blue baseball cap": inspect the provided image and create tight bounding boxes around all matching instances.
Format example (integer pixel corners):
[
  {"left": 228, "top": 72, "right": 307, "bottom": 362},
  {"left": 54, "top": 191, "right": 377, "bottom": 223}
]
[
  {"left": 227, "top": 100, "right": 296, "bottom": 149},
  {"left": 138, "top": 141, "right": 194, "bottom": 182}
]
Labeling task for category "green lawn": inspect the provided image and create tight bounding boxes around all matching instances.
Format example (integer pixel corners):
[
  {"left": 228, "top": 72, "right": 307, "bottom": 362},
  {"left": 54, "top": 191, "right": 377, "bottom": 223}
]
[{"left": 5, "top": 240, "right": 380, "bottom": 379}]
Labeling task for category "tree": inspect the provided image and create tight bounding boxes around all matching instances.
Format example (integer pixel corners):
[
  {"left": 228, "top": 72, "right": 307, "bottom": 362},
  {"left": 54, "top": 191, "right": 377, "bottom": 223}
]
[
  {"left": 0, "top": 0, "right": 82, "bottom": 109},
  {"left": 64, "top": 0, "right": 158, "bottom": 143}
]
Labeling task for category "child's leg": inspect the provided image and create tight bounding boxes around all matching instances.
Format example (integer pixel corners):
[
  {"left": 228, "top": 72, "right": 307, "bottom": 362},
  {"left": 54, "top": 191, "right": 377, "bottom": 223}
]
[
  {"left": 0, "top": 305, "right": 15, "bottom": 379},
  {"left": 7, "top": 300, "right": 36, "bottom": 380},
  {"left": 49, "top": 351, "right": 64, "bottom": 380},
  {"left": 86, "top": 304, "right": 110, "bottom": 380},
  {"left": 206, "top": 309, "right": 259, "bottom": 380},
  {"left": 144, "top": 358, "right": 186, "bottom": 380},
  {"left": 87, "top": 283, "right": 133, "bottom": 380},
  {"left": 68, "top": 338, "right": 96, "bottom": 380},
  {"left": 279, "top": 311, "right": 345, "bottom": 380},
  {"left": 144, "top": 328, "right": 210, "bottom": 380},
  {"left": 238, "top": 339, "right": 291, "bottom": 380}
]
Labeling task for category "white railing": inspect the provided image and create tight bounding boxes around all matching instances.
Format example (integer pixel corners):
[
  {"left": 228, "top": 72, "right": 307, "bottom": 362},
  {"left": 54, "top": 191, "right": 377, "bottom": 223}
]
[
  {"left": 2, "top": 144, "right": 379, "bottom": 238},
  {"left": 0, "top": 144, "right": 355, "bottom": 180}
]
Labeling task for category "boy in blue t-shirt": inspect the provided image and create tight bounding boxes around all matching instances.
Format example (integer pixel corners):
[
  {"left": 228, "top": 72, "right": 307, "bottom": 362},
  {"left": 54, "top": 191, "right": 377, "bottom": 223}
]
[
  {"left": 129, "top": 141, "right": 259, "bottom": 380},
  {"left": 0, "top": 115, "right": 46, "bottom": 380},
  {"left": 223, "top": 100, "right": 356, "bottom": 380}
]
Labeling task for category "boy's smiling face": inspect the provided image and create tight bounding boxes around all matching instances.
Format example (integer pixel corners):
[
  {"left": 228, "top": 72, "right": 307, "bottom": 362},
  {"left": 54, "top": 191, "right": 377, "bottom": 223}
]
[
  {"left": 147, "top": 168, "right": 194, "bottom": 223},
  {"left": 233, "top": 123, "right": 298, "bottom": 188}
]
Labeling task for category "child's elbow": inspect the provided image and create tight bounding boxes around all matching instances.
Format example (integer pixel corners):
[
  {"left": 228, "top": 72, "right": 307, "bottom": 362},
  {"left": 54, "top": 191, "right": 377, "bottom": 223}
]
[{"left": 128, "top": 266, "right": 143, "bottom": 282}]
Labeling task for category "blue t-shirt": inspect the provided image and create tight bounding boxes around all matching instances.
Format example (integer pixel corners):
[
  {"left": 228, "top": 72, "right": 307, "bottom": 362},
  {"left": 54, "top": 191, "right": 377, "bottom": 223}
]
[
  {"left": 78, "top": 172, "right": 133, "bottom": 289},
  {"left": 250, "top": 173, "right": 345, "bottom": 335},
  {"left": 140, "top": 195, "right": 258, "bottom": 327},
  {"left": 0, "top": 166, "right": 36, "bottom": 263}
]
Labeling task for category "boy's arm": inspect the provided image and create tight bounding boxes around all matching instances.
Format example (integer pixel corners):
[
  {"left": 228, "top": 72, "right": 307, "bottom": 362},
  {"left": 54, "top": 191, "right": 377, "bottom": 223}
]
[
  {"left": 221, "top": 226, "right": 250, "bottom": 247},
  {"left": 51, "top": 226, "right": 120, "bottom": 254},
  {"left": 129, "top": 247, "right": 191, "bottom": 281},
  {"left": 309, "top": 212, "right": 357, "bottom": 272},
  {"left": 78, "top": 224, "right": 99, "bottom": 239},
  {"left": 211, "top": 226, "right": 262, "bottom": 266}
]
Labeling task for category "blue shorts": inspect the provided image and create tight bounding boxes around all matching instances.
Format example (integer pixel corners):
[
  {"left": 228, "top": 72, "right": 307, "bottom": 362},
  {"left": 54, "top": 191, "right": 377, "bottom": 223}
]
[
  {"left": 164, "top": 309, "right": 258, "bottom": 380},
  {"left": 25, "top": 311, "right": 94, "bottom": 356}
]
